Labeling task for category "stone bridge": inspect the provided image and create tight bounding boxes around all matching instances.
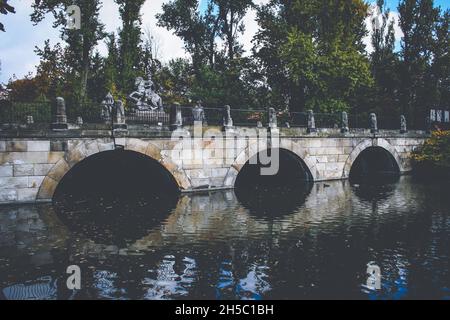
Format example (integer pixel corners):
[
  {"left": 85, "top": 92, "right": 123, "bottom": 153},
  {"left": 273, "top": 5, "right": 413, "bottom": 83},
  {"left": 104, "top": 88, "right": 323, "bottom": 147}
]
[{"left": 0, "top": 125, "right": 427, "bottom": 204}]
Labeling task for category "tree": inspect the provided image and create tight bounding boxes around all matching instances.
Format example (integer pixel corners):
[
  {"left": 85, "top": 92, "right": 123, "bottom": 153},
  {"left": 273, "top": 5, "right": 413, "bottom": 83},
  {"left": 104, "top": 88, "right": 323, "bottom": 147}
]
[
  {"left": 398, "top": 0, "right": 440, "bottom": 126},
  {"left": 0, "top": 0, "right": 15, "bottom": 32},
  {"left": 215, "top": 0, "right": 253, "bottom": 60},
  {"left": 115, "top": 0, "right": 146, "bottom": 94},
  {"left": 430, "top": 9, "right": 449, "bottom": 110},
  {"left": 369, "top": 0, "right": 400, "bottom": 116},
  {"left": 34, "top": 40, "right": 68, "bottom": 99},
  {"left": 31, "top": 0, "right": 105, "bottom": 103},
  {"left": 253, "top": 0, "right": 373, "bottom": 112},
  {"left": 157, "top": 0, "right": 215, "bottom": 77}
]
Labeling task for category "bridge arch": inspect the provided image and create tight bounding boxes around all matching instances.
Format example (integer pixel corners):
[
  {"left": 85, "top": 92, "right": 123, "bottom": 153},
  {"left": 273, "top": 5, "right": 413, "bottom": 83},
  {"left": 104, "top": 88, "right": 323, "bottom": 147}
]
[
  {"left": 36, "top": 138, "right": 191, "bottom": 201},
  {"left": 224, "top": 144, "right": 317, "bottom": 188},
  {"left": 343, "top": 138, "right": 404, "bottom": 178}
]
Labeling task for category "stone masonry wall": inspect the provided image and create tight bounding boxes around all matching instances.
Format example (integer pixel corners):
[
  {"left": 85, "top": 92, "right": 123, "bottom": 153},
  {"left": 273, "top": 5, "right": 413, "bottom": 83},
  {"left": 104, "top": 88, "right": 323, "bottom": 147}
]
[{"left": 0, "top": 131, "right": 427, "bottom": 204}]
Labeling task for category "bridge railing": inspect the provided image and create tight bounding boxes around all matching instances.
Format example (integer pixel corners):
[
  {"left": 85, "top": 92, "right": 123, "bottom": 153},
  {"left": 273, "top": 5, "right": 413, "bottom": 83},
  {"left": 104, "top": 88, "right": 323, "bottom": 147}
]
[
  {"left": 0, "top": 98, "right": 432, "bottom": 132},
  {"left": 0, "top": 100, "right": 52, "bottom": 124}
]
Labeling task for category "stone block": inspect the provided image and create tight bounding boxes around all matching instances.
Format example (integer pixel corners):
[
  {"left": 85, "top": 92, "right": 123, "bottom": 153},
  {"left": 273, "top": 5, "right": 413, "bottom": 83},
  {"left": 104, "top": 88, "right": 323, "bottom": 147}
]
[
  {"left": 211, "top": 168, "right": 229, "bottom": 178},
  {"left": 145, "top": 143, "right": 162, "bottom": 162},
  {"left": 33, "top": 164, "right": 54, "bottom": 176},
  {"left": 27, "top": 141, "right": 50, "bottom": 152},
  {"left": 47, "top": 152, "right": 64, "bottom": 164},
  {"left": 28, "top": 176, "right": 45, "bottom": 188},
  {"left": 210, "top": 177, "right": 225, "bottom": 187},
  {"left": 126, "top": 138, "right": 149, "bottom": 154},
  {"left": 190, "top": 178, "right": 211, "bottom": 188},
  {"left": 0, "top": 177, "right": 28, "bottom": 189},
  {"left": 0, "top": 189, "right": 17, "bottom": 202},
  {"left": 14, "top": 164, "right": 34, "bottom": 176},
  {"left": 186, "top": 169, "right": 211, "bottom": 179},
  {"left": 17, "top": 188, "right": 39, "bottom": 202},
  {"left": 1, "top": 152, "right": 50, "bottom": 165},
  {"left": 6, "top": 141, "right": 27, "bottom": 152},
  {"left": 47, "top": 160, "right": 70, "bottom": 182},
  {"left": 50, "top": 140, "right": 68, "bottom": 152},
  {"left": 0, "top": 165, "right": 13, "bottom": 177},
  {"left": 36, "top": 176, "right": 58, "bottom": 200},
  {"left": 98, "top": 141, "right": 115, "bottom": 152}
]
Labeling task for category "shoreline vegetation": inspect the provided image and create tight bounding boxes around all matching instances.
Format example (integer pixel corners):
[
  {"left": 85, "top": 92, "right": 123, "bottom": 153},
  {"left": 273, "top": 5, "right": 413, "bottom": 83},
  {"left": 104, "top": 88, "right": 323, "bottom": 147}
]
[{"left": 412, "top": 130, "right": 450, "bottom": 179}]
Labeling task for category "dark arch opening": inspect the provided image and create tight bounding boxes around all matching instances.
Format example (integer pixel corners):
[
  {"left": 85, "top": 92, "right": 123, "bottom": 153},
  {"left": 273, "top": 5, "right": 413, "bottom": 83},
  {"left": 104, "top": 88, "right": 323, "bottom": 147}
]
[
  {"left": 349, "top": 147, "right": 400, "bottom": 184},
  {"left": 235, "top": 148, "right": 313, "bottom": 217},
  {"left": 53, "top": 150, "right": 180, "bottom": 246}
]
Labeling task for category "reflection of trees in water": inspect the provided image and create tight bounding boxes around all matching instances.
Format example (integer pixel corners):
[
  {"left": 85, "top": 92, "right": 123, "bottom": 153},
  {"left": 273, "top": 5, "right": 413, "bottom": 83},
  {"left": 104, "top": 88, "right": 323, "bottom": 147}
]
[
  {"left": 2, "top": 177, "right": 449, "bottom": 299},
  {"left": 142, "top": 256, "right": 197, "bottom": 300},
  {"left": 216, "top": 260, "right": 271, "bottom": 300},
  {"left": 2, "top": 276, "right": 58, "bottom": 300},
  {"left": 53, "top": 194, "right": 178, "bottom": 247},
  {"left": 235, "top": 183, "right": 313, "bottom": 218}
]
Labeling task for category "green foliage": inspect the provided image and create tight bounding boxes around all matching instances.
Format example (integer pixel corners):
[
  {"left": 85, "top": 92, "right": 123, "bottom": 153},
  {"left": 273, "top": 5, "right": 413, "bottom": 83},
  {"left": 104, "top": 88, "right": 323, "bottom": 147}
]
[
  {"left": 3, "top": 0, "right": 447, "bottom": 126},
  {"left": 412, "top": 130, "right": 450, "bottom": 169},
  {"left": 254, "top": 0, "right": 373, "bottom": 112}
]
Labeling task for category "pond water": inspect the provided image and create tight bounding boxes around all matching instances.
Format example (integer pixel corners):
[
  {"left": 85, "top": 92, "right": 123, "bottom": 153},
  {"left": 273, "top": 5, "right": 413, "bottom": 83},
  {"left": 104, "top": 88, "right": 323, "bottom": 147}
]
[{"left": 0, "top": 176, "right": 449, "bottom": 300}]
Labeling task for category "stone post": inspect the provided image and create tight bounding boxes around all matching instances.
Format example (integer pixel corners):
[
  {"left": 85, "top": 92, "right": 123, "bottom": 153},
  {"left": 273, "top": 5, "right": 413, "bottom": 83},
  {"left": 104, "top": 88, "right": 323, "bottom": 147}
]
[
  {"left": 76, "top": 116, "right": 83, "bottom": 126},
  {"left": 400, "top": 115, "right": 407, "bottom": 134},
  {"left": 307, "top": 110, "right": 317, "bottom": 133},
  {"left": 170, "top": 103, "right": 183, "bottom": 130},
  {"left": 369, "top": 113, "right": 378, "bottom": 133},
  {"left": 192, "top": 101, "right": 206, "bottom": 125},
  {"left": 52, "top": 97, "right": 68, "bottom": 130},
  {"left": 268, "top": 108, "right": 277, "bottom": 129},
  {"left": 223, "top": 105, "right": 234, "bottom": 131},
  {"left": 114, "top": 100, "right": 127, "bottom": 130},
  {"left": 341, "top": 111, "right": 349, "bottom": 133}
]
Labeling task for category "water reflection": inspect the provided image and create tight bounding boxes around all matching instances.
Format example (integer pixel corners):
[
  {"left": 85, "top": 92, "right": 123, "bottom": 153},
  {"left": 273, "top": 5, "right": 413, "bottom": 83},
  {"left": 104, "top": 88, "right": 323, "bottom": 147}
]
[{"left": 0, "top": 176, "right": 449, "bottom": 300}]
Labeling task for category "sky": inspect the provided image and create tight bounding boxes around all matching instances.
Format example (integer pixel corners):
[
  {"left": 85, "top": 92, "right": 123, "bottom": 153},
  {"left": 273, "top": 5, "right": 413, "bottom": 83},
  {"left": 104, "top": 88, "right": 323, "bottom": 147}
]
[{"left": 0, "top": 0, "right": 449, "bottom": 84}]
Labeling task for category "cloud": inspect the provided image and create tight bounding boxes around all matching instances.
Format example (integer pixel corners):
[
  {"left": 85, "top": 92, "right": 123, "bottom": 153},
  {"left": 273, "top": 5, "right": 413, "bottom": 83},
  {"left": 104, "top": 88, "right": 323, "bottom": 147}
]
[
  {"left": 140, "top": 0, "right": 187, "bottom": 62},
  {"left": 240, "top": 0, "right": 270, "bottom": 55},
  {"left": 363, "top": 3, "right": 404, "bottom": 53},
  {"left": 0, "top": 0, "right": 60, "bottom": 83}
]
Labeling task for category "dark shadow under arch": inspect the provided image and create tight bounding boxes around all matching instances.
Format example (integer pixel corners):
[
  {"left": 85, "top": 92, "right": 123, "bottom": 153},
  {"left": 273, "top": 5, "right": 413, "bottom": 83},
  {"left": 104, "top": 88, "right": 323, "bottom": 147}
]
[
  {"left": 235, "top": 148, "right": 313, "bottom": 217},
  {"left": 349, "top": 147, "right": 400, "bottom": 184},
  {"left": 53, "top": 149, "right": 180, "bottom": 246}
]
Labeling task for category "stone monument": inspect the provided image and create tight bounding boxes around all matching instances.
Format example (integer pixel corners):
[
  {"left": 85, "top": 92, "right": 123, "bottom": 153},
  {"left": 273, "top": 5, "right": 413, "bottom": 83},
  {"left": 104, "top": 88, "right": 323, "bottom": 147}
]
[
  {"left": 268, "top": 108, "right": 277, "bottom": 129},
  {"left": 223, "top": 105, "right": 233, "bottom": 131},
  {"left": 400, "top": 115, "right": 407, "bottom": 134},
  {"left": 192, "top": 101, "right": 206, "bottom": 124},
  {"left": 307, "top": 110, "right": 317, "bottom": 133},
  {"left": 52, "top": 97, "right": 68, "bottom": 130},
  {"left": 341, "top": 111, "right": 349, "bottom": 133},
  {"left": 370, "top": 113, "right": 378, "bottom": 133},
  {"left": 128, "top": 74, "right": 163, "bottom": 111},
  {"left": 170, "top": 103, "right": 183, "bottom": 130}
]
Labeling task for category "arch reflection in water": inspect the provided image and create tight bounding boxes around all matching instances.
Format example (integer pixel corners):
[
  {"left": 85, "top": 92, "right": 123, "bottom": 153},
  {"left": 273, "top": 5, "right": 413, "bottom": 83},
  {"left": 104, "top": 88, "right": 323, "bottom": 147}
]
[
  {"left": 53, "top": 150, "right": 180, "bottom": 246},
  {"left": 235, "top": 148, "right": 313, "bottom": 217},
  {"left": 349, "top": 146, "right": 401, "bottom": 202},
  {"left": 349, "top": 147, "right": 400, "bottom": 183}
]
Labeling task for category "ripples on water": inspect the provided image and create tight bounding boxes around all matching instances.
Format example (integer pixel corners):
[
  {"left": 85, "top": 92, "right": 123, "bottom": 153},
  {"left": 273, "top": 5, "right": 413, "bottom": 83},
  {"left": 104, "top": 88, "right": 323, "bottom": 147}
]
[{"left": 0, "top": 176, "right": 449, "bottom": 300}]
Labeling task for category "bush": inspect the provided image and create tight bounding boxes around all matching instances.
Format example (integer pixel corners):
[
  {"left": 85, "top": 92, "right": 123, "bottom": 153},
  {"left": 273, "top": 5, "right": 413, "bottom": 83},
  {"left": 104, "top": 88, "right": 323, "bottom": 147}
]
[{"left": 411, "top": 130, "right": 450, "bottom": 176}]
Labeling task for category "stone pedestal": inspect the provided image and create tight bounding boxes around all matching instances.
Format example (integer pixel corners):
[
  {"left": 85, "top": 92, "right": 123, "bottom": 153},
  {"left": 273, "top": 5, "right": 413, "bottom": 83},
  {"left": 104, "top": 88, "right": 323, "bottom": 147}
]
[
  {"left": 370, "top": 113, "right": 378, "bottom": 134},
  {"left": 170, "top": 104, "right": 183, "bottom": 130},
  {"left": 52, "top": 97, "right": 68, "bottom": 130},
  {"left": 341, "top": 111, "right": 349, "bottom": 133},
  {"left": 400, "top": 115, "right": 407, "bottom": 134},
  {"left": 307, "top": 110, "right": 317, "bottom": 133}
]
